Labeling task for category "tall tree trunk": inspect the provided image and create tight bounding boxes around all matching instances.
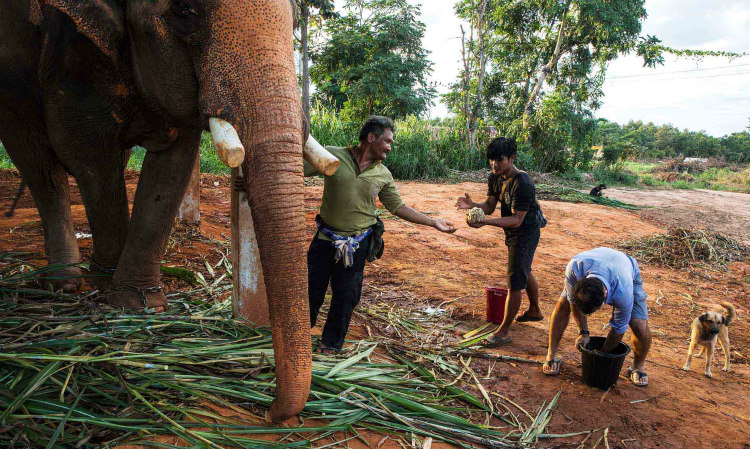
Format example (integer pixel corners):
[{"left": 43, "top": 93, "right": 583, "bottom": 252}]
[
  {"left": 468, "top": 0, "right": 488, "bottom": 149},
  {"left": 460, "top": 25, "right": 473, "bottom": 150},
  {"left": 523, "top": 6, "right": 568, "bottom": 129},
  {"left": 301, "top": 5, "right": 311, "bottom": 124}
]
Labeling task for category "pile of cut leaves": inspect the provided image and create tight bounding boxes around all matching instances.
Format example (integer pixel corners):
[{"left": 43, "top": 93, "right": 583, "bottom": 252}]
[
  {"left": 619, "top": 227, "right": 750, "bottom": 270},
  {"left": 0, "top": 253, "right": 580, "bottom": 448},
  {"left": 535, "top": 184, "right": 638, "bottom": 210}
]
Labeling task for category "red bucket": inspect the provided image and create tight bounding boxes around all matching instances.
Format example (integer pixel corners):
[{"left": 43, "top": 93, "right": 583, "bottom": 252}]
[{"left": 486, "top": 287, "right": 508, "bottom": 324}]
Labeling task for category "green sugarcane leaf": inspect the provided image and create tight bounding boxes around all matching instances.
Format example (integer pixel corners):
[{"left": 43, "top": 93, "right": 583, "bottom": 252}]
[
  {"left": 0, "top": 346, "right": 78, "bottom": 423},
  {"left": 45, "top": 386, "right": 87, "bottom": 449},
  {"left": 323, "top": 344, "right": 377, "bottom": 378}
]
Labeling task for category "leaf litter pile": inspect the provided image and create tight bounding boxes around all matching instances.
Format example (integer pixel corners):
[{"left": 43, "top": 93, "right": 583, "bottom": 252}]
[
  {"left": 535, "top": 185, "right": 638, "bottom": 210},
  {"left": 618, "top": 227, "right": 750, "bottom": 270},
  {"left": 0, "top": 252, "right": 598, "bottom": 448}
]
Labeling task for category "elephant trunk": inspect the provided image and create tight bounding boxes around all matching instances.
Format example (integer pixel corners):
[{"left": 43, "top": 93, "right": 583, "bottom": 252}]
[
  {"left": 195, "top": 0, "right": 311, "bottom": 422},
  {"left": 241, "top": 125, "right": 310, "bottom": 423}
]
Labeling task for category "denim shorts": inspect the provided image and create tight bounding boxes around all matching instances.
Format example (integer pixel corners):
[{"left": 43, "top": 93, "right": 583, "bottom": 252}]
[{"left": 630, "top": 257, "right": 648, "bottom": 321}]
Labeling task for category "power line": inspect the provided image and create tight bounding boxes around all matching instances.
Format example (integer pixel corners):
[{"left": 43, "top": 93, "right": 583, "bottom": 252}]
[
  {"left": 608, "top": 63, "right": 750, "bottom": 79},
  {"left": 606, "top": 70, "right": 750, "bottom": 83}
]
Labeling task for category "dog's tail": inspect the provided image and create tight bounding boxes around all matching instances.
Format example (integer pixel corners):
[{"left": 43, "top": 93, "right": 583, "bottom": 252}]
[{"left": 720, "top": 301, "right": 736, "bottom": 326}]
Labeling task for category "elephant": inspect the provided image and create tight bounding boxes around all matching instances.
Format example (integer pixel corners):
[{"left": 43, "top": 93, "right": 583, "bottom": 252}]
[{"left": 0, "top": 0, "right": 311, "bottom": 422}]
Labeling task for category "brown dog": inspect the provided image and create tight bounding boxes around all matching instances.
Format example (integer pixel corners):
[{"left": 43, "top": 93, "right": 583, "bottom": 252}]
[{"left": 682, "top": 302, "right": 735, "bottom": 378}]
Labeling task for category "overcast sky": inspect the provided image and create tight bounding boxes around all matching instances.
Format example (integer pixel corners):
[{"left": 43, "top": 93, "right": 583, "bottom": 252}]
[{"left": 334, "top": 0, "right": 750, "bottom": 137}]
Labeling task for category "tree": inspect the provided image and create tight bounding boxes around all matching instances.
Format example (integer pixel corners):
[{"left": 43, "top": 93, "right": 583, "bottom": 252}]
[
  {"left": 445, "top": 0, "right": 744, "bottom": 172},
  {"left": 309, "top": 0, "right": 436, "bottom": 122},
  {"left": 296, "top": 0, "right": 336, "bottom": 124},
  {"left": 720, "top": 132, "right": 750, "bottom": 163}
]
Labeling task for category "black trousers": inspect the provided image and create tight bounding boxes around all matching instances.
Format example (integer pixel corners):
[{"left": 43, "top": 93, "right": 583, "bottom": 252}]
[{"left": 308, "top": 234, "right": 370, "bottom": 349}]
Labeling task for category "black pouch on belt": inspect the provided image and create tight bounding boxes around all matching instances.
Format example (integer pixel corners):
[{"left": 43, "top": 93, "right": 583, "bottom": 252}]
[{"left": 366, "top": 215, "right": 385, "bottom": 262}]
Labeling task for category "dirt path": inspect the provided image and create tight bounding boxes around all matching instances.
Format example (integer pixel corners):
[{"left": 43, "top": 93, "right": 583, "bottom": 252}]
[
  {"left": 357, "top": 181, "right": 750, "bottom": 449},
  {"left": 1, "top": 171, "right": 749, "bottom": 448},
  {"left": 606, "top": 187, "right": 750, "bottom": 244}
]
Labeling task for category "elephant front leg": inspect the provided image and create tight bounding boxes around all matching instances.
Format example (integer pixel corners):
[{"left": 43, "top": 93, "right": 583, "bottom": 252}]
[
  {"left": 0, "top": 119, "right": 82, "bottom": 292},
  {"left": 71, "top": 151, "right": 131, "bottom": 290},
  {"left": 105, "top": 129, "right": 202, "bottom": 310}
]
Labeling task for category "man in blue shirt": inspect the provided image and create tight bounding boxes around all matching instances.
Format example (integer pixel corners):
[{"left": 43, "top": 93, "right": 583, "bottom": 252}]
[{"left": 542, "top": 247, "right": 652, "bottom": 386}]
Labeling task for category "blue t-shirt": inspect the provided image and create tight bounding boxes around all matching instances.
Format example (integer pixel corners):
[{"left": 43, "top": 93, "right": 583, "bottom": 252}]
[{"left": 564, "top": 247, "right": 640, "bottom": 334}]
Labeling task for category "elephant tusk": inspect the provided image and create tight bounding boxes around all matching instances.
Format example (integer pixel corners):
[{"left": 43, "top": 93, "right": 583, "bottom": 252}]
[
  {"left": 303, "top": 135, "right": 340, "bottom": 176},
  {"left": 209, "top": 117, "right": 245, "bottom": 168}
]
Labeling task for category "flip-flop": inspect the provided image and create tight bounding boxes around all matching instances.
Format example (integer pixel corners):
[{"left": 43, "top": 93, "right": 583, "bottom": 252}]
[
  {"left": 628, "top": 367, "right": 649, "bottom": 387},
  {"left": 516, "top": 311, "right": 544, "bottom": 322},
  {"left": 542, "top": 357, "right": 562, "bottom": 376},
  {"left": 483, "top": 334, "right": 512, "bottom": 348}
]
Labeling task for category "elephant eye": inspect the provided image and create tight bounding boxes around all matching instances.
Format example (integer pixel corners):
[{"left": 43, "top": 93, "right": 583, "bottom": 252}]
[{"left": 172, "top": 0, "right": 196, "bottom": 17}]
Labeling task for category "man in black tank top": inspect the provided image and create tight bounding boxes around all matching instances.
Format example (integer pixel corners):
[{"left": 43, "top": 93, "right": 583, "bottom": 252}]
[{"left": 456, "top": 137, "right": 544, "bottom": 345}]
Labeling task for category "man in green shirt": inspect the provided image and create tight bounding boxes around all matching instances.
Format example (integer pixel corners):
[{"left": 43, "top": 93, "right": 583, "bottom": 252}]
[{"left": 306, "top": 116, "right": 456, "bottom": 353}]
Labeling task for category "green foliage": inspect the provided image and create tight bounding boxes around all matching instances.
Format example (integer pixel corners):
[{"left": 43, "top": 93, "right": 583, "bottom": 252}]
[
  {"left": 0, "top": 141, "right": 14, "bottom": 170},
  {"left": 125, "top": 134, "right": 230, "bottom": 175},
  {"left": 309, "top": 106, "right": 487, "bottom": 179},
  {"left": 447, "top": 0, "right": 651, "bottom": 164},
  {"left": 594, "top": 120, "right": 750, "bottom": 163},
  {"left": 310, "top": 0, "right": 436, "bottom": 122},
  {"left": 592, "top": 162, "right": 639, "bottom": 186}
]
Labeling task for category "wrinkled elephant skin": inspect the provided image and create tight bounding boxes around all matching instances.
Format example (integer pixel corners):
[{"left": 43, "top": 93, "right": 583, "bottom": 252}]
[{"left": 0, "top": 0, "right": 311, "bottom": 421}]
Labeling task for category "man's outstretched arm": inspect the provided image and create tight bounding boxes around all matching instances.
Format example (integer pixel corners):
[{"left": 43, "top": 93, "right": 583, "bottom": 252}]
[
  {"left": 394, "top": 205, "right": 456, "bottom": 233},
  {"left": 456, "top": 193, "right": 498, "bottom": 216}
]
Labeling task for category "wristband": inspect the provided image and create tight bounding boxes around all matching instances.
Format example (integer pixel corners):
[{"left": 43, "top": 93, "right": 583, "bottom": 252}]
[{"left": 579, "top": 330, "right": 590, "bottom": 336}]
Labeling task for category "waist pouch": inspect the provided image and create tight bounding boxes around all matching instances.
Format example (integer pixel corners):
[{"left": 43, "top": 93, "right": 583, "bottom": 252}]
[
  {"left": 315, "top": 215, "right": 384, "bottom": 263},
  {"left": 537, "top": 208, "right": 547, "bottom": 228},
  {"left": 366, "top": 215, "right": 385, "bottom": 262}
]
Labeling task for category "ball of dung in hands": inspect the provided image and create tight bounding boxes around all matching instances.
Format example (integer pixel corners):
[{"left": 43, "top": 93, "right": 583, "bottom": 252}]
[{"left": 466, "top": 207, "right": 485, "bottom": 225}]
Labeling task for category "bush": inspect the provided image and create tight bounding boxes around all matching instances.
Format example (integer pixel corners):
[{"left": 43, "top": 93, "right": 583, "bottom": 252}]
[
  {"left": 593, "top": 163, "right": 638, "bottom": 186},
  {"left": 309, "top": 107, "right": 488, "bottom": 180}
]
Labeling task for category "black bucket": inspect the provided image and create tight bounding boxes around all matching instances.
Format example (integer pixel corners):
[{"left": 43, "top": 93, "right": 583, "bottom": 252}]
[{"left": 578, "top": 336, "right": 631, "bottom": 390}]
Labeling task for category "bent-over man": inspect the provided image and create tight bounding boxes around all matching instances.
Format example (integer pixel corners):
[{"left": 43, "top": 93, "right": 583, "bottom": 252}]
[
  {"left": 306, "top": 116, "right": 456, "bottom": 354},
  {"left": 543, "top": 247, "right": 652, "bottom": 386}
]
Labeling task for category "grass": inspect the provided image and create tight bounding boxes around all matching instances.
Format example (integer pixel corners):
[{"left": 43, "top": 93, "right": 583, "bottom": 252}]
[
  {"left": 126, "top": 133, "right": 229, "bottom": 174},
  {"left": 622, "top": 160, "right": 750, "bottom": 193},
  {"left": 4, "top": 122, "right": 748, "bottom": 192},
  {"left": 556, "top": 160, "right": 750, "bottom": 194},
  {"left": 0, "top": 252, "right": 582, "bottom": 448}
]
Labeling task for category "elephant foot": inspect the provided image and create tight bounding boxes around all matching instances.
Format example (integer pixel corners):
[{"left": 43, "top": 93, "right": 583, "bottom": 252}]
[
  {"left": 104, "top": 283, "right": 167, "bottom": 312},
  {"left": 269, "top": 398, "right": 306, "bottom": 424},
  {"left": 86, "top": 257, "right": 116, "bottom": 290},
  {"left": 38, "top": 265, "right": 82, "bottom": 293}
]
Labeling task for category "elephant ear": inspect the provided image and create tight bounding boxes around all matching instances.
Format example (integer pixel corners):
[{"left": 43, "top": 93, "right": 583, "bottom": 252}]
[
  {"left": 29, "top": 0, "right": 43, "bottom": 25},
  {"left": 44, "top": 0, "right": 125, "bottom": 62}
]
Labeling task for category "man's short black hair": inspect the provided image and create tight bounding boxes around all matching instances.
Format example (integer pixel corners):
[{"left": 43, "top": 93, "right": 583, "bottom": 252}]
[
  {"left": 359, "top": 116, "right": 395, "bottom": 142},
  {"left": 571, "top": 278, "right": 606, "bottom": 315},
  {"left": 486, "top": 137, "right": 517, "bottom": 161}
]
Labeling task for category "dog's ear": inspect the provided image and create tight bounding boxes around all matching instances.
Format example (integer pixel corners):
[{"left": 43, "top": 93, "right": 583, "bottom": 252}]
[
  {"left": 699, "top": 313, "right": 709, "bottom": 323},
  {"left": 721, "top": 316, "right": 727, "bottom": 325}
]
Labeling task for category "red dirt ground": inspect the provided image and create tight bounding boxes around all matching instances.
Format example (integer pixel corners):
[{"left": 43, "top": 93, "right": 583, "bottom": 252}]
[{"left": 1, "top": 170, "right": 749, "bottom": 449}]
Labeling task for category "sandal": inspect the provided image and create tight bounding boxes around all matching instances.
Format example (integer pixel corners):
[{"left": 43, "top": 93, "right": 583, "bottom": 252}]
[
  {"left": 542, "top": 357, "right": 562, "bottom": 376},
  {"left": 483, "top": 334, "right": 512, "bottom": 348},
  {"left": 316, "top": 345, "right": 340, "bottom": 355},
  {"left": 628, "top": 367, "right": 649, "bottom": 387},
  {"left": 516, "top": 310, "right": 544, "bottom": 322}
]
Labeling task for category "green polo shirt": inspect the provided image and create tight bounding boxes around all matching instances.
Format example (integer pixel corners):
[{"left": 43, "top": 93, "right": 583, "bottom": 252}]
[{"left": 304, "top": 145, "right": 405, "bottom": 239}]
